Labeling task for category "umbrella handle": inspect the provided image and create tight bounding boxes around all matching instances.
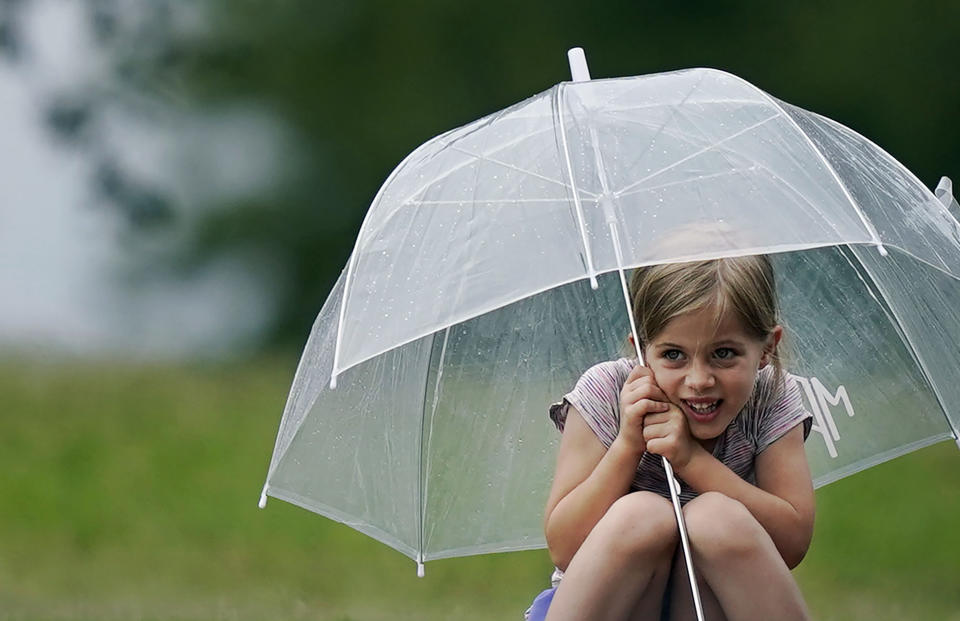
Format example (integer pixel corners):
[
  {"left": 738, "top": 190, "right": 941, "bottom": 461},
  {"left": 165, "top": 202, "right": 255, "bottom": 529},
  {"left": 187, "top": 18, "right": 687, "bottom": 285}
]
[{"left": 661, "top": 457, "right": 706, "bottom": 621}]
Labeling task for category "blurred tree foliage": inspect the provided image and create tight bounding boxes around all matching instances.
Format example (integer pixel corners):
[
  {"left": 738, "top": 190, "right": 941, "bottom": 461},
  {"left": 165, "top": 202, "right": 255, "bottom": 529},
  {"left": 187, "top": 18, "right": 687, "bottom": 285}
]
[{"left": 1, "top": 0, "right": 958, "bottom": 349}]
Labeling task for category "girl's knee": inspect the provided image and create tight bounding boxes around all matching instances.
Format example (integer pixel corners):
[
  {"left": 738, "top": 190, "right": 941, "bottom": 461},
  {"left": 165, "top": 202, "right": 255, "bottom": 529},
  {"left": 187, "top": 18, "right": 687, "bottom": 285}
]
[
  {"left": 597, "top": 491, "right": 679, "bottom": 559},
  {"left": 684, "top": 492, "right": 765, "bottom": 563}
]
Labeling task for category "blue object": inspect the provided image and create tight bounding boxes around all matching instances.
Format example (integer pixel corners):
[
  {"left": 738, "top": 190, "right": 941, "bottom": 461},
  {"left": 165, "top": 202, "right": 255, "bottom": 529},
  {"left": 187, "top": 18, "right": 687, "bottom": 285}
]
[{"left": 524, "top": 586, "right": 557, "bottom": 621}]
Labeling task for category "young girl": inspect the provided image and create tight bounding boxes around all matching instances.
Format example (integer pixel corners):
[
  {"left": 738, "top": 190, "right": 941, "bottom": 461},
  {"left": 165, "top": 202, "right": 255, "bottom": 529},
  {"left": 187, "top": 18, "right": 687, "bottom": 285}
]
[{"left": 526, "top": 256, "right": 815, "bottom": 621}]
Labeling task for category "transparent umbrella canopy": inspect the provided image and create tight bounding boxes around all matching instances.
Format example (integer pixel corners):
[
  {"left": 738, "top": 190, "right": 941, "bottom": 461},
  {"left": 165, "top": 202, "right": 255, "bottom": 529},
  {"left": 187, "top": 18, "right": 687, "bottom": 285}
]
[{"left": 258, "top": 61, "right": 960, "bottom": 577}]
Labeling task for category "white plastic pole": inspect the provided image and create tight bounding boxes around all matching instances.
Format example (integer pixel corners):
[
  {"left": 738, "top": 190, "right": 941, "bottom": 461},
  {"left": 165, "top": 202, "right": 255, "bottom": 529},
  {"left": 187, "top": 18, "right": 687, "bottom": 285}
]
[
  {"left": 608, "top": 214, "right": 706, "bottom": 621},
  {"left": 936, "top": 176, "right": 960, "bottom": 449},
  {"left": 567, "top": 47, "right": 706, "bottom": 621}
]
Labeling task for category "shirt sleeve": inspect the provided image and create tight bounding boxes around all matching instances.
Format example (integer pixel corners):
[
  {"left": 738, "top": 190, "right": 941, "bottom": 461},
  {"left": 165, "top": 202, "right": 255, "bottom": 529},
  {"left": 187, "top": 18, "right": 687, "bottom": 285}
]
[
  {"left": 548, "top": 360, "right": 624, "bottom": 448},
  {"left": 753, "top": 370, "right": 813, "bottom": 454}
]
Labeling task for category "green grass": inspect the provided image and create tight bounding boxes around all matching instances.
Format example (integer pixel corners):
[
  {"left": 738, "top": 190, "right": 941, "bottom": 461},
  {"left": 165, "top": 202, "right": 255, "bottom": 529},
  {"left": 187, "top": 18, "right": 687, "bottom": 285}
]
[{"left": 1, "top": 357, "right": 958, "bottom": 620}]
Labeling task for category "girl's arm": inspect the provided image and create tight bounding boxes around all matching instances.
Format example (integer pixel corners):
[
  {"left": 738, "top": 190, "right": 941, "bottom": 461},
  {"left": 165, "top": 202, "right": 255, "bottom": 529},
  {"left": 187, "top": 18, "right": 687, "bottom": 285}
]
[
  {"left": 542, "top": 409, "right": 640, "bottom": 570},
  {"left": 544, "top": 365, "right": 671, "bottom": 570},
  {"left": 676, "top": 424, "right": 815, "bottom": 569}
]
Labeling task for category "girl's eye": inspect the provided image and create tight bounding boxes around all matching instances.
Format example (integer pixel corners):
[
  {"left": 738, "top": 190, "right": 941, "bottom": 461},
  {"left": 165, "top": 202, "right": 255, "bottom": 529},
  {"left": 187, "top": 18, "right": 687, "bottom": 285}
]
[
  {"left": 663, "top": 349, "right": 684, "bottom": 361},
  {"left": 714, "top": 347, "right": 737, "bottom": 360}
]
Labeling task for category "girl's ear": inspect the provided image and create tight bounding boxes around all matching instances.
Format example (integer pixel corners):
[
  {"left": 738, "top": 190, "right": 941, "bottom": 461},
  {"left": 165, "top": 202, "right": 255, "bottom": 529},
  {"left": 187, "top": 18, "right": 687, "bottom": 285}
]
[
  {"left": 759, "top": 325, "right": 784, "bottom": 368},
  {"left": 627, "top": 333, "right": 646, "bottom": 362}
]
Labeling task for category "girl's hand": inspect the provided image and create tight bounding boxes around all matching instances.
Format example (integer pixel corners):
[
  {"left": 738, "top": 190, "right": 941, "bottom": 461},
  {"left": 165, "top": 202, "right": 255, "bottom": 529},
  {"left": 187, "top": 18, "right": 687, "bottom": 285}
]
[
  {"left": 642, "top": 404, "right": 698, "bottom": 471},
  {"left": 617, "top": 365, "right": 671, "bottom": 457}
]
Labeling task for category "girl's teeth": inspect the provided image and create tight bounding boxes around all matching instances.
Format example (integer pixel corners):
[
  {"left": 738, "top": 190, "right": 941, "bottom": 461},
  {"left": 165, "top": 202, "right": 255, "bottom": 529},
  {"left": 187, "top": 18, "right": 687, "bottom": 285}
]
[{"left": 688, "top": 401, "right": 718, "bottom": 413}]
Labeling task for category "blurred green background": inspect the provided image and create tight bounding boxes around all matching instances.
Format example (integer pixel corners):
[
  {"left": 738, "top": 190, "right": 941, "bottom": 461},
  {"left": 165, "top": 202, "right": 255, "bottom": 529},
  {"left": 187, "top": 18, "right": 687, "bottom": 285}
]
[
  {"left": 1, "top": 0, "right": 959, "bottom": 619},
  {"left": 2, "top": 360, "right": 958, "bottom": 620}
]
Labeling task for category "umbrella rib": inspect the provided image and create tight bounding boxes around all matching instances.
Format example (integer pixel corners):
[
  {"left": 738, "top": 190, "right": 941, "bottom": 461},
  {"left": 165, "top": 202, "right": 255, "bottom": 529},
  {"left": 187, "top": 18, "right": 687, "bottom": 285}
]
[
  {"left": 604, "top": 71, "right": 708, "bottom": 182},
  {"left": 749, "top": 163, "right": 846, "bottom": 232},
  {"left": 812, "top": 433, "right": 956, "bottom": 489},
  {"left": 446, "top": 145, "right": 595, "bottom": 196},
  {"left": 609, "top": 131, "right": 862, "bottom": 245},
  {"left": 395, "top": 106, "right": 526, "bottom": 205},
  {"left": 440, "top": 121, "right": 555, "bottom": 155},
  {"left": 612, "top": 112, "right": 782, "bottom": 198},
  {"left": 598, "top": 97, "right": 773, "bottom": 115},
  {"left": 615, "top": 165, "right": 759, "bottom": 199},
  {"left": 330, "top": 136, "right": 430, "bottom": 387},
  {"left": 598, "top": 69, "right": 705, "bottom": 108},
  {"left": 596, "top": 105, "right": 776, "bottom": 161},
  {"left": 594, "top": 111, "right": 717, "bottom": 148},
  {"left": 417, "top": 326, "right": 452, "bottom": 573},
  {"left": 401, "top": 119, "right": 591, "bottom": 205},
  {"left": 411, "top": 198, "right": 582, "bottom": 206},
  {"left": 813, "top": 109, "right": 960, "bottom": 271},
  {"left": 839, "top": 246, "right": 960, "bottom": 449},
  {"left": 813, "top": 110, "right": 942, "bottom": 208},
  {"left": 556, "top": 82, "right": 601, "bottom": 287},
  {"left": 329, "top": 239, "right": 901, "bottom": 379},
  {"left": 728, "top": 75, "right": 887, "bottom": 252},
  {"left": 399, "top": 144, "right": 595, "bottom": 206}
]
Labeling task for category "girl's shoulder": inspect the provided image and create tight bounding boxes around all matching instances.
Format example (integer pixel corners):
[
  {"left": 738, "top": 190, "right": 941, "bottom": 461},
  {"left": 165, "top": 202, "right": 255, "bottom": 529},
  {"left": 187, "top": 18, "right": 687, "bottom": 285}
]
[
  {"left": 737, "top": 366, "right": 812, "bottom": 450},
  {"left": 548, "top": 357, "right": 635, "bottom": 436},
  {"left": 577, "top": 357, "right": 636, "bottom": 388}
]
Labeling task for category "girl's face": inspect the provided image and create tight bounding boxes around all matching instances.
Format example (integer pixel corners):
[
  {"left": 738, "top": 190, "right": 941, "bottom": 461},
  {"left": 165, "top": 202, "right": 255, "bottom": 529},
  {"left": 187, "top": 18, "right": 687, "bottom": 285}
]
[{"left": 643, "top": 305, "right": 781, "bottom": 447}]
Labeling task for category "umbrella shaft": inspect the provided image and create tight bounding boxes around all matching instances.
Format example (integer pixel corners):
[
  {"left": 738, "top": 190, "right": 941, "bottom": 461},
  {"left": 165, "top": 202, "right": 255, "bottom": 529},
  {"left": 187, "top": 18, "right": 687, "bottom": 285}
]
[
  {"left": 609, "top": 218, "right": 705, "bottom": 621},
  {"left": 662, "top": 457, "right": 706, "bottom": 621}
]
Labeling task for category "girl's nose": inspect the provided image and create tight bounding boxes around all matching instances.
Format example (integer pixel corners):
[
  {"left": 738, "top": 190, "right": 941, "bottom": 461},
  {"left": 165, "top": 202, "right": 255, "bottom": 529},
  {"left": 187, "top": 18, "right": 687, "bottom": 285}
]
[{"left": 685, "top": 362, "right": 716, "bottom": 391}]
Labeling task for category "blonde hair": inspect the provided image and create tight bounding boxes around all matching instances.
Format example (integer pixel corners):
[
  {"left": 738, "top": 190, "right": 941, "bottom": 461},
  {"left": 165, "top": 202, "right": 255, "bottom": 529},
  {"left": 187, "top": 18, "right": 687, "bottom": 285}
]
[{"left": 629, "top": 256, "right": 782, "bottom": 378}]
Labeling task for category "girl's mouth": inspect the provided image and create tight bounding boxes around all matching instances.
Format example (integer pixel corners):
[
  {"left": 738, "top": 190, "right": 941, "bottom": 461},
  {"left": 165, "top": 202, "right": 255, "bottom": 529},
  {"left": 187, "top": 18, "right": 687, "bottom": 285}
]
[{"left": 681, "top": 399, "right": 722, "bottom": 422}]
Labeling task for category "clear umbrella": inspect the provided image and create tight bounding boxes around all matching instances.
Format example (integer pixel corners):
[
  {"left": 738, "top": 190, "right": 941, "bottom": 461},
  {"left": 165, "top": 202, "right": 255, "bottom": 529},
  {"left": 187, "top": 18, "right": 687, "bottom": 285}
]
[{"left": 258, "top": 50, "right": 960, "bottom": 601}]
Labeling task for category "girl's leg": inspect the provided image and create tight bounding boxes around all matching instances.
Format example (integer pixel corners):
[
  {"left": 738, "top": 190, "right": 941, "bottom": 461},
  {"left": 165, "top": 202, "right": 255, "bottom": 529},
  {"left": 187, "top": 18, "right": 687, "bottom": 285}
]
[
  {"left": 545, "top": 491, "right": 679, "bottom": 621},
  {"left": 673, "top": 492, "right": 810, "bottom": 621}
]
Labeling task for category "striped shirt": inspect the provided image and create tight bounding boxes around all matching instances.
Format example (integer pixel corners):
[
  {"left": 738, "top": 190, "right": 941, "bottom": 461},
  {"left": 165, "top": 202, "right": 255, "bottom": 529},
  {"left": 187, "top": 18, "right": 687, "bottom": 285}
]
[{"left": 549, "top": 357, "right": 812, "bottom": 504}]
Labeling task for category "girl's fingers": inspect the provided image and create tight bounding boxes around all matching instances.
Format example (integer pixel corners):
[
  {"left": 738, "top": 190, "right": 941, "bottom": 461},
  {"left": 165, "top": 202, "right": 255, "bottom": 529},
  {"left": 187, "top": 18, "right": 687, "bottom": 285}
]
[
  {"left": 644, "top": 438, "right": 674, "bottom": 460},
  {"left": 642, "top": 420, "right": 662, "bottom": 441},
  {"left": 643, "top": 399, "right": 670, "bottom": 422},
  {"left": 625, "top": 366, "right": 660, "bottom": 392},
  {"left": 623, "top": 385, "right": 668, "bottom": 405},
  {"left": 626, "top": 364, "right": 651, "bottom": 382},
  {"left": 622, "top": 399, "right": 669, "bottom": 421},
  {"left": 640, "top": 410, "right": 675, "bottom": 426},
  {"left": 643, "top": 419, "right": 664, "bottom": 438},
  {"left": 642, "top": 413, "right": 683, "bottom": 438},
  {"left": 622, "top": 377, "right": 669, "bottom": 404}
]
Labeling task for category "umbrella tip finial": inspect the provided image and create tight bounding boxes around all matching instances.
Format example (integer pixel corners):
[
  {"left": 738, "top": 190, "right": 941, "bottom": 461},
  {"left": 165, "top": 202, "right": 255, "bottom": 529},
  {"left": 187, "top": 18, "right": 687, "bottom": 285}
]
[
  {"left": 876, "top": 243, "right": 888, "bottom": 257},
  {"left": 567, "top": 47, "right": 591, "bottom": 82},
  {"left": 258, "top": 487, "right": 268, "bottom": 509},
  {"left": 330, "top": 373, "right": 338, "bottom": 390},
  {"left": 416, "top": 555, "right": 425, "bottom": 578}
]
